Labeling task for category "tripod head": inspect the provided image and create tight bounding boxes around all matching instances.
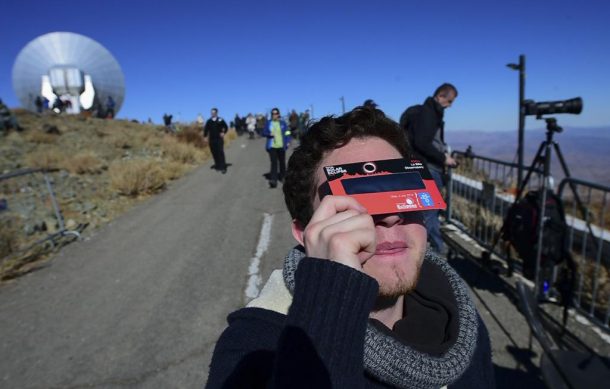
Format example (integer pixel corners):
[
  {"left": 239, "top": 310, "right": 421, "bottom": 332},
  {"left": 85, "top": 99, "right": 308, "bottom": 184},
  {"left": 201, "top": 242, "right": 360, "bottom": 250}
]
[{"left": 544, "top": 117, "right": 563, "bottom": 133}]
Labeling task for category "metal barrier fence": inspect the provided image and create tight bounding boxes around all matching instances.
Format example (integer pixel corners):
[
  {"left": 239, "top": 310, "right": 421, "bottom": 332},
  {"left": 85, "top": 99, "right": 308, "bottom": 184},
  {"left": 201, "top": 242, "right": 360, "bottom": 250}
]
[
  {"left": 0, "top": 168, "right": 80, "bottom": 269},
  {"left": 446, "top": 151, "right": 610, "bottom": 329}
]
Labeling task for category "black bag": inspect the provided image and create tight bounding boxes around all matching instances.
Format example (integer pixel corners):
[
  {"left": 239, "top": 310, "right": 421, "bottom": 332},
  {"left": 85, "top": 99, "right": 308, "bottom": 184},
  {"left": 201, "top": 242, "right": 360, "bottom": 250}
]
[
  {"left": 503, "top": 189, "right": 568, "bottom": 280},
  {"left": 399, "top": 104, "right": 422, "bottom": 145}
]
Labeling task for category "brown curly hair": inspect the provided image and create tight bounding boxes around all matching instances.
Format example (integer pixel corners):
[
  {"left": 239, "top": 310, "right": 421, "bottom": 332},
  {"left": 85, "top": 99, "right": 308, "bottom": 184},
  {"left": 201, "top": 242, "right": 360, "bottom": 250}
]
[{"left": 283, "top": 106, "right": 411, "bottom": 225}]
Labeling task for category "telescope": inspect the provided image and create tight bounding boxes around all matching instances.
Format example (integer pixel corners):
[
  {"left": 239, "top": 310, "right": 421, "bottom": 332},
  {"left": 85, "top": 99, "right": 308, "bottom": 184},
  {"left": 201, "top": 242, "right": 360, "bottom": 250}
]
[{"left": 523, "top": 97, "right": 583, "bottom": 118}]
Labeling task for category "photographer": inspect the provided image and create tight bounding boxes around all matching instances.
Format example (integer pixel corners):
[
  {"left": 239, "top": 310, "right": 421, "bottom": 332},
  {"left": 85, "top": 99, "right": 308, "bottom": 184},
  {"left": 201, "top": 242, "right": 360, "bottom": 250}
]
[
  {"left": 402, "top": 83, "right": 458, "bottom": 255},
  {"left": 206, "top": 107, "right": 494, "bottom": 388}
]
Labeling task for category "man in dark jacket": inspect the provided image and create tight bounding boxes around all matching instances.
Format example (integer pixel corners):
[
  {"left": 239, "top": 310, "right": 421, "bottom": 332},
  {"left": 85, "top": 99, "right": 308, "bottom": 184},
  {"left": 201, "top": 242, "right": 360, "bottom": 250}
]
[
  {"left": 405, "top": 83, "right": 458, "bottom": 255},
  {"left": 206, "top": 106, "right": 494, "bottom": 388},
  {"left": 204, "top": 108, "right": 229, "bottom": 174}
]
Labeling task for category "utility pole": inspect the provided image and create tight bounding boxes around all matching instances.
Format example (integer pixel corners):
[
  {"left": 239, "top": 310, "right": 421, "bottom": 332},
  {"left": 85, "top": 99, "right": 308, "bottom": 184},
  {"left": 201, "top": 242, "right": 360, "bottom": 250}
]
[
  {"left": 310, "top": 104, "right": 314, "bottom": 119},
  {"left": 340, "top": 96, "right": 345, "bottom": 114},
  {"left": 507, "top": 54, "right": 526, "bottom": 195}
]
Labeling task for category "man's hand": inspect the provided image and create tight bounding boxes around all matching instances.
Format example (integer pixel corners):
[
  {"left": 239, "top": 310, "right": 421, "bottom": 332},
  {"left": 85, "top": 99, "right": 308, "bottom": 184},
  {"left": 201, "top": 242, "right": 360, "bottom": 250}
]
[
  {"left": 302, "top": 196, "right": 376, "bottom": 271},
  {"left": 220, "top": 132, "right": 225, "bottom": 138},
  {"left": 444, "top": 153, "right": 458, "bottom": 168}
]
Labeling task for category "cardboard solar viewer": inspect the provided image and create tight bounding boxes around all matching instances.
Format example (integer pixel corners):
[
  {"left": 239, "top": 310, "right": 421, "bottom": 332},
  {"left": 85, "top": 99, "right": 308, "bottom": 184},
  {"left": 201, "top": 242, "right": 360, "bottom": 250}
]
[{"left": 318, "top": 158, "right": 446, "bottom": 215}]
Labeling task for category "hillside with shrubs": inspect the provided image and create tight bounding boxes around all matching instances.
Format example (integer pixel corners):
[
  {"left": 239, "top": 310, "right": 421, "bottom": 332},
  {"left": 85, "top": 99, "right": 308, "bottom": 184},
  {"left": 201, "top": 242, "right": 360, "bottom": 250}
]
[{"left": 0, "top": 110, "right": 235, "bottom": 280}]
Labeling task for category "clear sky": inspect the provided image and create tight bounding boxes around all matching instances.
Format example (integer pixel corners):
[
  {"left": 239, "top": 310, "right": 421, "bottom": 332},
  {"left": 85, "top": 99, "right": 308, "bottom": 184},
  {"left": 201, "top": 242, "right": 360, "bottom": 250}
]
[{"left": 2, "top": 0, "right": 609, "bottom": 131}]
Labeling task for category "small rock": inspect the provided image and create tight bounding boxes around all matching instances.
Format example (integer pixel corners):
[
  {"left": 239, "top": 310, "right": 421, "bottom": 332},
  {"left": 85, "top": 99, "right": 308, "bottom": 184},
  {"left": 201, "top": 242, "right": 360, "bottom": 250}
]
[
  {"left": 44, "top": 218, "right": 58, "bottom": 233},
  {"left": 24, "top": 223, "right": 36, "bottom": 236},
  {"left": 65, "top": 219, "right": 77, "bottom": 229},
  {"left": 81, "top": 202, "right": 97, "bottom": 213},
  {"left": 43, "top": 124, "right": 61, "bottom": 135}
]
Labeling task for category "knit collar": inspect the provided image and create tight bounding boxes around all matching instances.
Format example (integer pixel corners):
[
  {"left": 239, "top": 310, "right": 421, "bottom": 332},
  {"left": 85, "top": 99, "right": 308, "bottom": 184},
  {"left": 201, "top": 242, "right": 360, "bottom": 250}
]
[{"left": 282, "top": 246, "right": 479, "bottom": 389}]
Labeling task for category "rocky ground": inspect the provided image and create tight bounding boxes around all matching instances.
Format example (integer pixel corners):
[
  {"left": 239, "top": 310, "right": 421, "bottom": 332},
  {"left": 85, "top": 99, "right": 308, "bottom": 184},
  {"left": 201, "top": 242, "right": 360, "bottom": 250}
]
[{"left": 0, "top": 110, "right": 231, "bottom": 280}]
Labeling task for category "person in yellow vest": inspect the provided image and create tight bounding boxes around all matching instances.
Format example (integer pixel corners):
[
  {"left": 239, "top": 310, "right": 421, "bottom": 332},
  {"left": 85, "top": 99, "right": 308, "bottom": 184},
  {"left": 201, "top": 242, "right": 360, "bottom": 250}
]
[{"left": 263, "top": 108, "right": 291, "bottom": 188}]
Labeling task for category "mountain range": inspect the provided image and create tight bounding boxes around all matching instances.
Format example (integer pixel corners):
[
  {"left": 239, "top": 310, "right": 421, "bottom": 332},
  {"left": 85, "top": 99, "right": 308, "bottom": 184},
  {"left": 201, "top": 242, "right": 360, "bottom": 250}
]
[{"left": 446, "top": 126, "right": 610, "bottom": 186}]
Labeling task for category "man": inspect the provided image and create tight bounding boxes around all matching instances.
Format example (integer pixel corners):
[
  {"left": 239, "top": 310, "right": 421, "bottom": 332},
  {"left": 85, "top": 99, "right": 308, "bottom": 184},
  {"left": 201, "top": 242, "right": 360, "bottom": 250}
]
[
  {"left": 288, "top": 109, "right": 299, "bottom": 139},
  {"left": 245, "top": 113, "right": 256, "bottom": 139},
  {"left": 0, "top": 99, "right": 22, "bottom": 135},
  {"left": 206, "top": 107, "right": 494, "bottom": 388},
  {"left": 363, "top": 98, "right": 378, "bottom": 108},
  {"left": 402, "top": 83, "right": 458, "bottom": 255},
  {"left": 163, "top": 113, "right": 174, "bottom": 133},
  {"left": 106, "top": 96, "right": 116, "bottom": 119},
  {"left": 263, "top": 108, "right": 291, "bottom": 188},
  {"left": 204, "top": 108, "right": 229, "bottom": 174}
]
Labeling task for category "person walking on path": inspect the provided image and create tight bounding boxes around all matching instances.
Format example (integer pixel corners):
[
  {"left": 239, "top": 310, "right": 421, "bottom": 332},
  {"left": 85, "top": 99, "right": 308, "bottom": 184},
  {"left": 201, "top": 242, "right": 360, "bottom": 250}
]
[
  {"left": 263, "top": 108, "right": 291, "bottom": 188},
  {"left": 288, "top": 109, "right": 299, "bottom": 139},
  {"left": 245, "top": 113, "right": 256, "bottom": 139},
  {"left": 204, "top": 108, "right": 229, "bottom": 174},
  {"left": 400, "top": 83, "right": 458, "bottom": 255}
]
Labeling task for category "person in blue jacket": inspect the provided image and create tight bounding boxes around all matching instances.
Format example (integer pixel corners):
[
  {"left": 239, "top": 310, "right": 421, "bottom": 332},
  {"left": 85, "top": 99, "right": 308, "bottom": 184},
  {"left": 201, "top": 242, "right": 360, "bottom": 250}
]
[{"left": 263, "top": 108, "right": 291, "bottom": 188}]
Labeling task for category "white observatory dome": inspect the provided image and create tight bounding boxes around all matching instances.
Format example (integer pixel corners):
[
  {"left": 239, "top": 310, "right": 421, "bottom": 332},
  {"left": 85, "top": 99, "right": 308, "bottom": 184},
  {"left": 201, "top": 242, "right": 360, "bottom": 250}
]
[{"left": 12, "top": 32, "right": 125, "bottom": 115}]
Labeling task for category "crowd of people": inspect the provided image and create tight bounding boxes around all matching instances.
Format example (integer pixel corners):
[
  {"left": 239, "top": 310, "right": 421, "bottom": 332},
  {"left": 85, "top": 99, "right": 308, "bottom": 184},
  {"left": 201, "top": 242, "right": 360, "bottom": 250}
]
[{"left": 230, "top": 109, "right": 310, "bottom": 140}]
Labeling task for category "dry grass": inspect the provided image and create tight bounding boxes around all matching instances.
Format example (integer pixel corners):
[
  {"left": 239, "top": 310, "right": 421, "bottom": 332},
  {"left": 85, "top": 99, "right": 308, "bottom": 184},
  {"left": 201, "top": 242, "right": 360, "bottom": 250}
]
[
  {"left": 162, "top": 161, "right": 188, "bottom": 180},
  {"left": 176, "top": 126, "right": 206, "bottom": 148},
  {"left": 104, "top": 129, "right": 133, "bottom": 149},
  {"left": 24, "top": 131, "right": 59, "bottom": 144},
  {"left": 0, "top": 220, "right": 18, "bottom": 259},
  {"left": 62, "top": 151, "right": 105, "bottom": 174},
  {"left": 576, "top": 255, "right": 610, "bottom": 312},
  {"left": 25, "top": 147, "right": 64, "bottom": 170},
  {"left": 109, "top": 159, "right": 167, "bottom": 196},
  {"left": 161, "top": 136, "right": 206, "bottom": 164},
  {"left": 225, "top": 129, "right": 238, "bottom": 141}
]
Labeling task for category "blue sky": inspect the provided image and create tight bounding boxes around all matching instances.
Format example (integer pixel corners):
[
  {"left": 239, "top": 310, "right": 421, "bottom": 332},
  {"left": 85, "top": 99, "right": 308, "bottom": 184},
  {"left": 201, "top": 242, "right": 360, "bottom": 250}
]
[{"left": 1, "top": 0, "right": 609, "bottom": 131}]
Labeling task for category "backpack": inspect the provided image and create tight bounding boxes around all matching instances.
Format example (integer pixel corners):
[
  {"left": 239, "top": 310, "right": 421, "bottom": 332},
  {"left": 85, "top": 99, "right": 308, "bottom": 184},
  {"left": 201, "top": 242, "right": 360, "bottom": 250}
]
[
  {"left": 399, "top": 104, "right": 422, "bottom": 145},
  {"left": 503, "top": 189, "right": 568, "bottom": 280}
]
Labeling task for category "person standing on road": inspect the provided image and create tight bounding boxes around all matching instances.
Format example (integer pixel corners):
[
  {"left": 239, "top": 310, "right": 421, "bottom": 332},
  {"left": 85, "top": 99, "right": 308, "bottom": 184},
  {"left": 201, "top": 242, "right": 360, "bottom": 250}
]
[
  {"left": 245, "top": 113, "right": 256, "bottom": 139},
  {"left": 206, "top": 106, "right": 494, "bottom": 388},
  {"left": 263, "top": 108, "right": 291, "bottom": 188},
  {"left": 401, "top": 83, "right": 458, "bottom": 255},
  {"left": 204, "top": 107, "right": 229, "bottom": 174}
]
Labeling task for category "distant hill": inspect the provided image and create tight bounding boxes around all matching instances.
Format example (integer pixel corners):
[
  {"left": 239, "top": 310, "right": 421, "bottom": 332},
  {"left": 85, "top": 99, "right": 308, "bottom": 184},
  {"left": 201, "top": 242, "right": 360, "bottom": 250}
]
[{"left": 446, "top": 126, "right": 610, "bottom": 186}]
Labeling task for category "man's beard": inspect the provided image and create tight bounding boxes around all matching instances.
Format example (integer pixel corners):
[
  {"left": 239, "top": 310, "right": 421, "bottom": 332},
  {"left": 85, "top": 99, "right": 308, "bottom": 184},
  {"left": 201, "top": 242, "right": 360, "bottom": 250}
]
[{"left": 377, "top": 259, "right": 423, "bottom": 299}]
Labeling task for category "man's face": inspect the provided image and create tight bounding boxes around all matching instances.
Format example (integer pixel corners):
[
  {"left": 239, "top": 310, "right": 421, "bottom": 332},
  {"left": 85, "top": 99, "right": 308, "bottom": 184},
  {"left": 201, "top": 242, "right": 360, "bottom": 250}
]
[
  {"left": 211, "top": 109, "right": 218, "bottom": 118},
  {"left": 436, "top": 91, "right": 456, "bottom": 109},
  {"left": 311, "top": 137, "right": 427, "bottom": 296},
  {"left": 272, "top": 110, "right": 280, "bottom": 121}
]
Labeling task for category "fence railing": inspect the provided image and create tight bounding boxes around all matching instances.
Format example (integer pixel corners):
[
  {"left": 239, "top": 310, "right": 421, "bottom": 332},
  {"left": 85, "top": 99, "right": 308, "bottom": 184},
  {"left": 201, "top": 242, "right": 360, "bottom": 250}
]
[
  {"left": 446, "top": 151, "right": 610, "bottom": 330},
  {"left": 0, "top": 168, "right": 80, "bottom": 270}
]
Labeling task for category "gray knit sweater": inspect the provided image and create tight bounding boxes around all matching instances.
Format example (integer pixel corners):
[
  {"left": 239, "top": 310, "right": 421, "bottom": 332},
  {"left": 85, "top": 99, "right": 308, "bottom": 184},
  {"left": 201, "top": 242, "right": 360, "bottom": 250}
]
[{"left": 283, "top": 247, "right": 479, "bottom": 389}]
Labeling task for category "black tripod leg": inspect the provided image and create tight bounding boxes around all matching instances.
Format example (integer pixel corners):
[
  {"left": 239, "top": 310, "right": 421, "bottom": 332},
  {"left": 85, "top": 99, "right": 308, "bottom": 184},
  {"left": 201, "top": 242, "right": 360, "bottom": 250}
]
[
  {"left": 552, "top": 142, "right": 601, "bottom": 254},
  {"left": 518, "top": 141, "right": 547, "bottom": 198}
]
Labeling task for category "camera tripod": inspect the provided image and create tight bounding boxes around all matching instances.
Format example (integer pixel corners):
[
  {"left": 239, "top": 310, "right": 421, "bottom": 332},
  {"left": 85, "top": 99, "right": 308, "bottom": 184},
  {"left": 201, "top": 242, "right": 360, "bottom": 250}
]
[{"left": 485, "top": 117, "right": 591, "bottom": 298}]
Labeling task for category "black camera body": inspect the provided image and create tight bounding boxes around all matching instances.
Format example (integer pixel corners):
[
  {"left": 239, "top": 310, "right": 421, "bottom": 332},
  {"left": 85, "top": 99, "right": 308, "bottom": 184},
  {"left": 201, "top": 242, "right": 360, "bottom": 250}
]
[{"left": 523, "top": 97, "right": 583, "bottom": 118}]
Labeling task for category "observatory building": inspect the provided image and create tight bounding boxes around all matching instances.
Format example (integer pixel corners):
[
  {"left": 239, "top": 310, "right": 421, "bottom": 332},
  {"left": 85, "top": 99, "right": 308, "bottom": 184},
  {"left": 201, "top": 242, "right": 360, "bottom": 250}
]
[{"left": 12, "top": 32, "right": 125, "bottom": 116}]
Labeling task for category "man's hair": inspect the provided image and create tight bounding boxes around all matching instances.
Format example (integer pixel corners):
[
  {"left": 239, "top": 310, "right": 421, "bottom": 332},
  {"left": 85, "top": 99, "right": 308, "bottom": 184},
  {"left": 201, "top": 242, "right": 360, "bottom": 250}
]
[
  {"left": 271, "top": 108, "right": 280, "bottom": 114},
  {"left": 211, "top": 108, "right": 218, "bottom": 113},
  {"left": 433, "top": 83, "right": 458, "bottom": 98},
  {"left": 283, "top": 106, "right": 410, "bottom": 225}
]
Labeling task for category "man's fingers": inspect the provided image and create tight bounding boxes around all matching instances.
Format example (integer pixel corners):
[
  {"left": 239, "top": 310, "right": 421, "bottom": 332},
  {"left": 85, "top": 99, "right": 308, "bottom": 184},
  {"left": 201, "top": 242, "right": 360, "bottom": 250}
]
[
  {"left": 308, "top": 195, "right": 367, "bottom": 226},
  {"left": 304, "top": 213, "right": 376, "bottom": 268}
]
